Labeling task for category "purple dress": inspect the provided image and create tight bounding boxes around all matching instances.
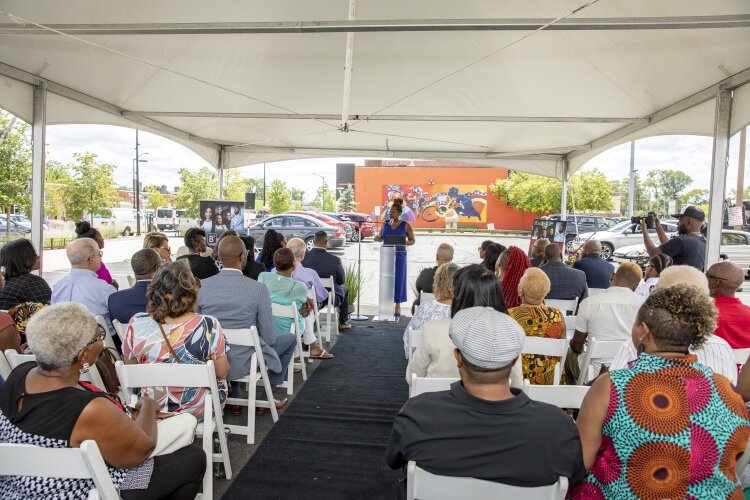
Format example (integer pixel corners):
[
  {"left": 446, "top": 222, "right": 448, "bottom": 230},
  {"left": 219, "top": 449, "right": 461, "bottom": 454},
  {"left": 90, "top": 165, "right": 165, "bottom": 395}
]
[{"left": 381, "top": 220, "right": 407, "bottom": 303}]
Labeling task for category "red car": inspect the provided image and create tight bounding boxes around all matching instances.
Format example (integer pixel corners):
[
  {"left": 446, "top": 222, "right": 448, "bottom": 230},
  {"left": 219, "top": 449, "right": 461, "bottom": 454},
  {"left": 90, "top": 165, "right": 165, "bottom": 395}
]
[
  {"left": 286, "top": 211, "right": 350, "bottom": 241},
  {"left": 338, "top": 212, "right": 375, "bottom": 241}
]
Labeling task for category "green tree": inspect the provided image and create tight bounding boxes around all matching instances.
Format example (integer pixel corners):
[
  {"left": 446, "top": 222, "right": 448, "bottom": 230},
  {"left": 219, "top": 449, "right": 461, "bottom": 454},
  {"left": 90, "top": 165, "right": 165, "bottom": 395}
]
[
  {"left": 267, "top": 179, "right": 291, "bottom": 214},
  {"left": 223, "top": 171, "right": 248, "bottom": 202},
  {"left": 44, "top": 160, "right": 72, "bottom": 218},
  {"left": 0, "top": 113, "right": 32, "bottom": 233},
  {"left": 174, "top": 167, "right": 218, "bottom": 218},
  {"left": 680, "top": 188, "right": 709, "bottom": 206},
  {"left": 63, "top": 153, "right": 120, "bottom": 221},
  {"left": 144, "top": 185, "right": 168, "bottom": 210},
  {"left": 611, "top": 173, "right": 650, "bottom": 215},
  {"left": 312, "top": 183, "right": 336, "bottom": 212},
  {"left": 569, "top": 168, "right": 614, "bottom": 213},
  {"left": 289, "top": 187, "right": 305, "bottom": 211},
  {"left": 643, "top": 170, "right": 692, "bottom": 214},
  {"left": 490, "top": 171, "right": 561, "bottom": 216},
  {"left": 337, "top": 183, "right": 358, "bottom": 212}
]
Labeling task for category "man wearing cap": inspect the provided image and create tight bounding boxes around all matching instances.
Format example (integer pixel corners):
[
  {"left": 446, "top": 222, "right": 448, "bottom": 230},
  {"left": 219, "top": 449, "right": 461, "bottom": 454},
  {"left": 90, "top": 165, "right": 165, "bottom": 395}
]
[
  {"left": 641, "top": 205, "right": 706, "bottom": 271},
  {"left": 387, "top": 307, "right": 585, "bottom": 497}
]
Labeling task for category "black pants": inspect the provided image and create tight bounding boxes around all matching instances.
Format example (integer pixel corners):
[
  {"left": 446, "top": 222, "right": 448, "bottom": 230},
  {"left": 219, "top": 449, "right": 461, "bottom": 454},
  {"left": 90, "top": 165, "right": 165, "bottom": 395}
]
[
  {"left": 320, "top": 284, "right": 349, "bottom": 324},
  {"left": 121, "top": 444, "right": 206, "bottom": 500}
]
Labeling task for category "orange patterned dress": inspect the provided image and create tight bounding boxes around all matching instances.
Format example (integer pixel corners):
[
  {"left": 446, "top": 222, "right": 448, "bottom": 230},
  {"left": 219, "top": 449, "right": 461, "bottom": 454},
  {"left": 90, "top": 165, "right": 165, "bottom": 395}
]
[{"left": 508, "top": 305, "right": 564, "bottom": 385}]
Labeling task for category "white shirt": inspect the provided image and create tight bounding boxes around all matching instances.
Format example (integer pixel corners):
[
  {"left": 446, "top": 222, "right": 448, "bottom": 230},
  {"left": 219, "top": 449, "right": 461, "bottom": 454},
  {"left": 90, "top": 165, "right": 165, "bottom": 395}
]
[
  {"left": 635, "top": 277, "right": 659, "bottom": 299},
  {"left": 403, "top": 300, "right": 451, "bottom": 358},
  {"left": 609, "top": 335, "right": 737, "bottom": 385}
]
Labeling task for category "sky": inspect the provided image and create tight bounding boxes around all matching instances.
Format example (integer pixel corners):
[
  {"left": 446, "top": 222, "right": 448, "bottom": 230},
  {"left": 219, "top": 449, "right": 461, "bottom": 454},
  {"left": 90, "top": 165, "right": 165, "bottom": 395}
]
[{"left": 43, "top": 123, "right": 750, "bottom": 203}]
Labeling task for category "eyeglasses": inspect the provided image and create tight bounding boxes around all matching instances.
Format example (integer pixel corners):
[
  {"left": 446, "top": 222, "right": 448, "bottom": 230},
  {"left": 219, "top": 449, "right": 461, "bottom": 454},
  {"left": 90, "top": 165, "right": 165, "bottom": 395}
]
[
  {"left": 73, "top": 324, "right": 106, "bottom": 362},
  {"left": 159, "top": 245, "right": 171, "bottom": 253}
]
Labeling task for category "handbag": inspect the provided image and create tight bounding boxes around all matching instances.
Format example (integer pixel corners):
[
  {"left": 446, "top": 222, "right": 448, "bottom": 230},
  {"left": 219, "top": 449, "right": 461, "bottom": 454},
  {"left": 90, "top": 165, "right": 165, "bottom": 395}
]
[
  {"left": 299, "top": 298, "right": 313, "bottom": 318},
  {"left": 94, "top": 347, "right": 122, "bottom": 394},
  {"left": 149, "top": 412, "right": 198, "bottom": 457}
]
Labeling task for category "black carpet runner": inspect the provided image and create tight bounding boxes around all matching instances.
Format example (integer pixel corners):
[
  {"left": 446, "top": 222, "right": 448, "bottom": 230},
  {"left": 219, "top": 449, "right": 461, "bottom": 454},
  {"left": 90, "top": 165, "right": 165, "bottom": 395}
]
[{"left": 222, "top": 322, "right": 408, "bottom": 500}]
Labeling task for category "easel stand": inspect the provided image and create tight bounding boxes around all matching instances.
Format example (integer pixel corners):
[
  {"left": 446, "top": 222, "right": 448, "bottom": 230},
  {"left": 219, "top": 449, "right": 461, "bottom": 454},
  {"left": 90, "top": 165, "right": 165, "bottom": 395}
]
[
  {"left": 350, "top": 224, "right": 368, "bottom": 321},
  {"left": 372, "top": 243, "right": 397, "bottom": 322}
]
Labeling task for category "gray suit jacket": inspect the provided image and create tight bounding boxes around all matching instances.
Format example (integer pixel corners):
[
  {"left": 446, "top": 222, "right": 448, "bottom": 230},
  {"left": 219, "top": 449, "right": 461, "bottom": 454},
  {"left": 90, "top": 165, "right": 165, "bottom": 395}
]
[{"left": 197, "top": 268, "right": 281, "bottom": 379}]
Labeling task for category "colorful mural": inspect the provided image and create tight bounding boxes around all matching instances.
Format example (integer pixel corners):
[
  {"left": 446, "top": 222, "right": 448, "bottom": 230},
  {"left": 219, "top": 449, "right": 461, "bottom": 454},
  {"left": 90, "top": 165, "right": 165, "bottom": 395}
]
[{"left": 379, "top": 184, "right": 488, "bottom": 224}]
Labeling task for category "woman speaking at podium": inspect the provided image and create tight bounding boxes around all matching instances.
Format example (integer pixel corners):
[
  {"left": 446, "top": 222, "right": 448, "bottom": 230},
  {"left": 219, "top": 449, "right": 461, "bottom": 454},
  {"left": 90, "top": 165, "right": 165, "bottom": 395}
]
[{"left": 374, "top": 198, "right": 415, "bottom": 318}]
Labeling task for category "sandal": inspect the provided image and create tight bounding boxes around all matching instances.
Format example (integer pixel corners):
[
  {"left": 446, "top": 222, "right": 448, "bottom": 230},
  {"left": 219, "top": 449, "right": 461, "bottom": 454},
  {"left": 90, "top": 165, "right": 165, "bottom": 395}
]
[{"left": 310, "top": 349, "right": 334, "bottom": 360}]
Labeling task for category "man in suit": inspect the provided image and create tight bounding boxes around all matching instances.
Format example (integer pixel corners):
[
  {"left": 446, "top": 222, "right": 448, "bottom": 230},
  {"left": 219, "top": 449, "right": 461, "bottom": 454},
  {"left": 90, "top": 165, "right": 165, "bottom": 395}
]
[
  {"left": 197, "top": 235, "right": 296, "bottom": 415},
  {"left": 572, "top": 240, "right": 614, "bottom": 289},
  {"left": 540, "top": 244, "right": 588, "bottom": 303},
  {"left": 108, "top": 248, "right": 161, "bottom": 327},
  {"left": 411, "top": 243, "right": 454, "bottom": 313},
  {"left": 301, "top": 231, "right": 351, "bottom": 331}
]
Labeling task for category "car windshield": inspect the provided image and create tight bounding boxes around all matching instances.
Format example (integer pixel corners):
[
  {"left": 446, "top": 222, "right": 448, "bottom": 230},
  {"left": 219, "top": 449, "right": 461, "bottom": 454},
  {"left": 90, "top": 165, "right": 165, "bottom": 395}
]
[{"left": 609, "top": 220, "right": 633, "bottom": 232}]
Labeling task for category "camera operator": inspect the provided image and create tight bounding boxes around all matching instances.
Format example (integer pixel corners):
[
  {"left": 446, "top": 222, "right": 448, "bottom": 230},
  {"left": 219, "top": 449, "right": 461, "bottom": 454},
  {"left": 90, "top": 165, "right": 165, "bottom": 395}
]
[{"left": 641, "top": 205, "right": 706, "bottom": 271}]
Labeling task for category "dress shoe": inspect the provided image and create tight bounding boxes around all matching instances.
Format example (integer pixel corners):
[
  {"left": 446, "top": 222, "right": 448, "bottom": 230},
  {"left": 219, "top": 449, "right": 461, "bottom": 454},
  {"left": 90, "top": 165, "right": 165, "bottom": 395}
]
[
  {"left": 339, "top": 322, "right": 352, "bottom": 331},
  {"left": 256, "top": 398, "right": 289, "bottom": 415}
]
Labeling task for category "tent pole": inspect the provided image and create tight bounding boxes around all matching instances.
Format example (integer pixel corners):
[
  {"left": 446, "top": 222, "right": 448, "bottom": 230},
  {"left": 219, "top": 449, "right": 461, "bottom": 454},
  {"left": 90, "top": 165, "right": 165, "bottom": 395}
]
[
  {"left": 706, "top": 89, "right": 733, "bottom": 269},
  {"left": 627, "top": 141, "right": 636, "bottom": 217},
  {"left": 217, "top": 148, "right": 225, "bottom": 200},
  {"left": 31, "top": 82, "right": 47, "bottom": 275},
  {"left": 560, "top": 159, "right": 569, "bottom": 219}
]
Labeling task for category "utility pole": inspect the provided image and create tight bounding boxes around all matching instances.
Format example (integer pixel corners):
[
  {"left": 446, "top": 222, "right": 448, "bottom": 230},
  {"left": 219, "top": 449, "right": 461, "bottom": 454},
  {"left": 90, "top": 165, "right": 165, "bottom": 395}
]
[
  {"left": 627, "top": 141, "right": 636, "bottom": 218},
  {"left": 736, "top": 127, "right": 747, "bottom": 229},
  {"left": 133, "top": 130, "right": 148, "bottom": 235},
  {"left": 263, "top": 163, "right": 266, "bottom": 209}
]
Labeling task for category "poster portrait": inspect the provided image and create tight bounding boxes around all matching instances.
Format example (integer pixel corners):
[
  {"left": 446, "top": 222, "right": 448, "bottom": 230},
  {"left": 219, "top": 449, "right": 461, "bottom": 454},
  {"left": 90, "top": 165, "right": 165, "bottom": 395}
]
[
  {"left": 528, "top": 218, "right": 567, "bottom": 254},
  {"left": 198, "top": 200, "right": 245, "bottom": 245}
]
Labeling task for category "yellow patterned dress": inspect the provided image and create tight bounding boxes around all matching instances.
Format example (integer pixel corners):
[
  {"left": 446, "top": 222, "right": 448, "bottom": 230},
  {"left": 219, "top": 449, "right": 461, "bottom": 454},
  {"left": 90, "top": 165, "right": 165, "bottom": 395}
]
[{"left": 508, "top": 305, "right": 564, "bottom": 385}]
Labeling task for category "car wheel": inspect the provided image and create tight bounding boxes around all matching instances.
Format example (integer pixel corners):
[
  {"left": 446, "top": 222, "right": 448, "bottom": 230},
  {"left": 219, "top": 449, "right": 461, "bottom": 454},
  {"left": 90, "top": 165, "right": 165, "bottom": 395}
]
[
  {"left": 602, "top": 242, "right": 614, "bottom": 260},
  {"left": 305, "top": 237, "right": 314, "bottom": 251},
  {"left": 351, "top": 230, "right": 360, "bottom": 242},
  {"left": 122, "top": 227, "right": 131, "bottom": 237}
]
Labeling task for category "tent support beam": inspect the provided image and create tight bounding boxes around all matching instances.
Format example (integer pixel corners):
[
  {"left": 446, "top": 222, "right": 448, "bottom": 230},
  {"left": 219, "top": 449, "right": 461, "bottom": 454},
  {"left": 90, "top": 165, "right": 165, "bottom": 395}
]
[
  {"left": 568, "top": 66, "right": 750, "bottom": 162},
  {"left": 339, "top": 0, "right": 356, "bottom": 130},
  {"left": 217, "top": 148, "right": 226, "bottom": 200},
  {"left": 2, "top": 15, "right": 748, "bottom": 35},
  {"left": 706, "top": 89, "right": 733, "bottom": 268},
  {"left": 560, "top": 159, "right": 569, "bottom": 220},
  {"left": 31, "top": 82, "right": 46, "bottom": 273}
]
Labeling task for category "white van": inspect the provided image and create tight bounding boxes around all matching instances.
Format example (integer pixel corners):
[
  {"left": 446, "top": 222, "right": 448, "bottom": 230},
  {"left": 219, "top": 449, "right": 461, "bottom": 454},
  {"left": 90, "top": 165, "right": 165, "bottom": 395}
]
[
  {"left": 155, "top": 207, "right": 177, "bottom": 231},
  {"left": 91, "top": 207, "right": 137, "bottom": 236}
]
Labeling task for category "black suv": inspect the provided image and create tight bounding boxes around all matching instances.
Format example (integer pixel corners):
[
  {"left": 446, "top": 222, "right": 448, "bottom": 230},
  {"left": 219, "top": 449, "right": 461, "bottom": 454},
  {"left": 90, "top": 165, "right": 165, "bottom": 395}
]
[{"left": 542, "top": 214, "right": 618, "bottom": 248}]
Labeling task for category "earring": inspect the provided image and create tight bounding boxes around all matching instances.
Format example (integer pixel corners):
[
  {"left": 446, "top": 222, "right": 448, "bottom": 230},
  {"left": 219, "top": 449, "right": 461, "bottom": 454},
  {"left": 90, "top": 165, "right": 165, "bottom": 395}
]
[{"left": 79, "top": 361, "right": 91, "bottom": 374}]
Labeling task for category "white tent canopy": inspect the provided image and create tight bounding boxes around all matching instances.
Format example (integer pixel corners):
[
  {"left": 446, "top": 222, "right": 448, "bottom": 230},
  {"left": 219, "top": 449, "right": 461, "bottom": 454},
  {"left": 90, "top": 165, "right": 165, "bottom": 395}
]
[{"left": 0, "top": 0, "right": 749, "bottom": 267}]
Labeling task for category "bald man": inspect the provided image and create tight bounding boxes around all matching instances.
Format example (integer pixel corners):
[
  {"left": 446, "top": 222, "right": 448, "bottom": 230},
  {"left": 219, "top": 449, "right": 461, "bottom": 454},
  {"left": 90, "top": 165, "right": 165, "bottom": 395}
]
[
  {"left": 412, "top": 243, "right": 454, "bottom": 313},
  {"left": 540, "top": 244, "right": 588, "bottom": 303},
  {"left": 707, "top": 261, "right": 750, "bottom": 349},
  {"left": 572, "top": 239, "right": 615, "bottom": 289}
]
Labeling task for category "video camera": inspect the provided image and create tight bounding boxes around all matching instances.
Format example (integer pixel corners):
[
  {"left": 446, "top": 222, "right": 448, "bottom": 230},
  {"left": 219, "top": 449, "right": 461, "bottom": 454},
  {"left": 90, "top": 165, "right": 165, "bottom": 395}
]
[{"left": 631, "top": 211, "right": 657, "bottom": 230}]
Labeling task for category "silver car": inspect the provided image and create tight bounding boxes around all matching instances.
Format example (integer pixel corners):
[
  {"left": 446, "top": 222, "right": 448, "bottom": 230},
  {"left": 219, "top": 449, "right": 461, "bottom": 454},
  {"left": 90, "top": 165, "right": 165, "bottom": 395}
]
[
  {"left": 247, "top": 213, "right": 346, "bottom": 251},
  {"left": 575, "top": 220, "right": 679, "bottom": 260}
]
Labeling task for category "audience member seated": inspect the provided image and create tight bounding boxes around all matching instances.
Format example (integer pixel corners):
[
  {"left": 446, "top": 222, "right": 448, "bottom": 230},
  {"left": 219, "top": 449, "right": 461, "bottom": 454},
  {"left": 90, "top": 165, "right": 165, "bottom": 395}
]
[
  {"left": 0, "top": 302, "right": 206, "bottom": 499},
  {"left": 654, "top": 264, "right": 709, "bottom": 293},
  {"left": 198, "top": 236, "right": 295, "bottom": 416},
  {"left": 301, "top": 231, "right": 351, "bottom": 331},
  {"left": 571, "top": 285, "right": 750, "bottom": 498},
  {"left": 260, "top": 248, "right": 308, "bottom": 336},
  {"left": 509, "top": 268, "right": 565, "bottom": 385},
  {"left": 481, "top": 242, "right": 505, "bottom": 274},
  {"left": 572, "top": 240, "right": 614, "bottom": 289},
  {"left": 406, "top": 264, "right": 522, "bottom": 387},
  {"left": 124, "top": 262, "right": 228, "bottom": 417},
  {"left": 142, "top": 231, "right": 172, "bottom": 264},
  {"left": 411, "top": 243, "right": 454, "bottom": 313},
  {"left": 240, "top": 235, "right": 266, "bottom": 280},
  {"left": 477, "top": 240, "right": 494, "bottom": 261},
  {"left": 51, "top": 239, "right": 116, "bottom": 332},
  {"left": 257, "top": 229, "right": 286, "bottom": 272},
  {"left": 0, "top": 239, "right": 51, "bottom": 310},
  {"left": 389, "top": 307, "right": 585, "bottom": 498},
  {"left": 403, "top": 263, "right": 459, "bottom": 358},
  {"left": 569, "top": 263, "right": 644, "bottom": 382},
  {"left": 706, "top": 261, "right": 750, "bottom": 349},
  {"left": 176, "top": 227, "right": 219, "bottom": 279},
  {"left": 541, "top": 244, "right": 588, "bottom": 303},
  {"left": 285, "top": 238, "right": 334, "bottom": 360},
  {"left": 497, "top": 246, "right": 532, "bottom": 308},
  {"left": 634, "top": 253, "right": 672, "bottom": 298},
  {"left": 74, "top": 221, "right": 118, "bottom": 289},
  {"left": 0, "top": 273, "right": 21, "bottom": 354},
  {"left": 529, "top": 238, "right": 550, "bottom": 267},
  {"left": 108, "top": 249, "right": 162, "bottom": 329}
]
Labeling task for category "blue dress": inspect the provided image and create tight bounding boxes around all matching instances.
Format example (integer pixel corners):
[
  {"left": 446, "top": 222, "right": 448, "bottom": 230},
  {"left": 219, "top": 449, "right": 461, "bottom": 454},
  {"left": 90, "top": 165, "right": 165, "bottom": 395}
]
[{"left": 381, "top": 220, "right": 408, "bottom": 303}]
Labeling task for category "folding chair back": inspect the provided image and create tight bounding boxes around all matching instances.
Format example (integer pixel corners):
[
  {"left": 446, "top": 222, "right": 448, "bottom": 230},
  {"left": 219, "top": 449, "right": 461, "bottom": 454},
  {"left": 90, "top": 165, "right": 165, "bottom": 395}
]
[
  {"left": 307, "top": 287, "right": 328, "bottom": 344},
  {"left": 4, "top": 349, "right": 36, "bottom": 369},
  {"left": 114, "top": 359, "right": 231, "bottom": 496},
  {"left": 318, "top": 276, "right": 340, "bottom": 337},
  {"left": 577, "top": 337, "right": 625, "bottom": 385},
  {"left": 523, "top": 379, "right": 590, "bottom": 409},
  {"left": 733, "top": 348, "right": 750, "bottom": 366},
  {"left": 4, "top": 349, "right": 106, "bottom": 389},
  {"left": 0, "top": 440, "right": 120, "bottom": 500},
  {"left": 563, "top": 315, "right": 576, "bottom": 341},
  {"left": 406, "top": 328, "right": 423, "bottom": 360},
  {"left": 94, "top": 315, "right": 122, "bottom": 360},
  {"left": 521, "top": 337, "right": 569, "bottom": 385},
  {"left": 410, "top": 374, "right": 457, "bottom": 397},
  {"left": 0, "top": 349, "right": 12, "bottom": 379},
  {"left": 545, "top": 298, "right": 579, "bottom": 315},
  {"left": 111, "top": 319, "right": 127, "bottom": 345},
  {"left": 407, "top": 462, "right": 569, "bottom": 500},
  {"left": 271, "top": 301, "right": 306, "bottom": 393}
]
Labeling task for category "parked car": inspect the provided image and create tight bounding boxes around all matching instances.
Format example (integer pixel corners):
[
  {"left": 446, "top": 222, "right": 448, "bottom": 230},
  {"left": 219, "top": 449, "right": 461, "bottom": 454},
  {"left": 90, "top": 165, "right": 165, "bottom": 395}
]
[
  {"left": 338, "top": 212, "right": 375, "bottom": 241},
  {"left": 0, "top": 215, "right": 31, "bottom": 234},
  {"left": 543, "top": 214, "right": 619, "bottom": 248},
  {"left": 321, "top": 212, "right": 357, "bottom": 241},
  {"left": 286, "top": 211, "right": 351, "bottom": 242},
  {"left": 247, "top": 213, "right": 345, "bottom": 251},
  {"left": 613, "top": 229, "right": 750, "bottom": 275},
  {"left": 8, "top": 215, "right": 48, "bottom": 230},
  {"left": 574, "top": 220, "right": 679, "bottom": 260}
]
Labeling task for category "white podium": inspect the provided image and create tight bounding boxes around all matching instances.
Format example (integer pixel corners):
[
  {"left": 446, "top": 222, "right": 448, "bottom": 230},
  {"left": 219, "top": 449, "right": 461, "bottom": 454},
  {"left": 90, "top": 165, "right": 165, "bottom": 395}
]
[{"left": 373, "top": 244, "right": 397, "bottom": 322}]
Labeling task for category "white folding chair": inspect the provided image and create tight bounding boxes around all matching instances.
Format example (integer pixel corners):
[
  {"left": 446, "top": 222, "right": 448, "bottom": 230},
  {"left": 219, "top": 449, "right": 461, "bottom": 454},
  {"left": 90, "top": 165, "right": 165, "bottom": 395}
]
[
  {"left": 318, "top": 276, "right": 340, "bottom": 337},
  {"left": 563, "top": 316, "right": 576, "bottom": 341},
  {"left": 0, "top": 440, "right": 119, "bottom": 500},
  {"left": 733, "top": 348, "right": 750, "bottom": 366},
  {"left": 407, "top": 461, "right": 568, "bottom": 500},
  {"left": 406, "top": 328, "right": 423, "bottom": 361},
  {"left": 577, "top": 337, "right": 626, "bottom": 385},
  {"left": 94, "top": 315, "right": 122, "bottom": 361},
  {"left": 409, "top": 374, "right": 458, "bottom": 397},
  {"left": 523, "top": 379, "right": 590, "bottom": 409},
  {"left": 521, "top": 337, "right": 569, "bottom": 385},
  {"left": 545, "top": 298, "right": 579, "bottom": 315},
  {"left": 0, "top": 349, "right": 13, "bottom": 379},
  {"left": 419, "top": 291, "right": 436, "bottom": 304},
  {"left": 307, "top": 287, "right": 328, "bottom": 345},
  {"left": 272, "top": 301, "right": 307, "bottom": 395},
  {"left": 223, "top": 327, "right": 279, "bottom": 444},
  {"left": 114, "top": 360, "right": 227, "bottom": 498},
  {"left": 587, "top": 288, "right": 606, "bottom": 296},
  {"left": 111, "top": 319, "right": 127, "bottom": 346}
]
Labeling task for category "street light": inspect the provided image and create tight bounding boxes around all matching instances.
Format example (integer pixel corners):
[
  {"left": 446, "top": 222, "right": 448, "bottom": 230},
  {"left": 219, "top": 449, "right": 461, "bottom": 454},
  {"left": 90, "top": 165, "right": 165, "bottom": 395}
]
[
  {"left": 134, "top": 130, "right": 149, "bottom": 235},
  {"left": 313, "top": 173, "right": 325, "bottom": 187}
]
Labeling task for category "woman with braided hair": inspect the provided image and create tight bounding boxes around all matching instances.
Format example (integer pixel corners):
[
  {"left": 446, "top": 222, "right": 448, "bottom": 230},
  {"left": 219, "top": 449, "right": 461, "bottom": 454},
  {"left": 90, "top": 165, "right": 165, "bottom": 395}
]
[{"left": 496, "top": 246, "right": 531, "bottom": 308}]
